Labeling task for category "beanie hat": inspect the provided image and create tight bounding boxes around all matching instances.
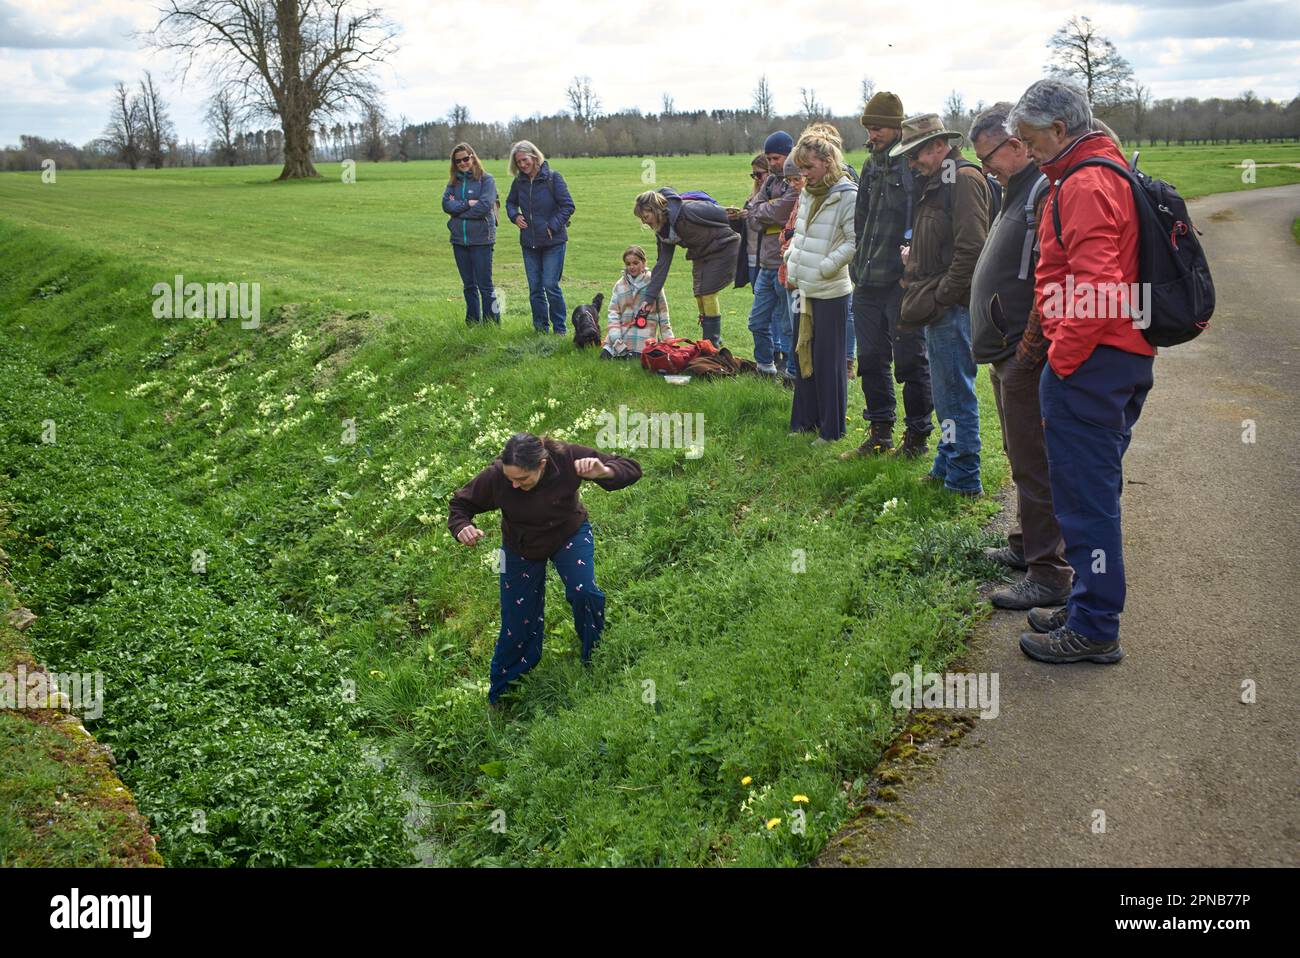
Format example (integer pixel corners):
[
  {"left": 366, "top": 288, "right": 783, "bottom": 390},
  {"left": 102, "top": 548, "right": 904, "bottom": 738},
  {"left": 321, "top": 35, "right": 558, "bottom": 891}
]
[
  {"left": 860, "top": 91, "right": 905, "bottom": 129},
  {"left": 783, "top": 155, "right": 800, "bottom": 177},
  {"left": 763, "top": 130, "right": 794, "bottom": 155}
]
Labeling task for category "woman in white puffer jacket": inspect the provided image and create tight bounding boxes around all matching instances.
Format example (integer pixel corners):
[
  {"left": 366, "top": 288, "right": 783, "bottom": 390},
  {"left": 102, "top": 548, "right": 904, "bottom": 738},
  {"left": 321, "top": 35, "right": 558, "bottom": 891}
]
[{"left": 783, "top": 128, "right": 857, "bottom": 444}]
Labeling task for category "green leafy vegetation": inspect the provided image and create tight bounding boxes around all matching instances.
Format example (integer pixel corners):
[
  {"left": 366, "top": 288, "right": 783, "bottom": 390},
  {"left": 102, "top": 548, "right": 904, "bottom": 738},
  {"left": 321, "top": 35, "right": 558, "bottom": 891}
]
[{"left": 2, "top": 146, "right": 1268, "bottom": 865}]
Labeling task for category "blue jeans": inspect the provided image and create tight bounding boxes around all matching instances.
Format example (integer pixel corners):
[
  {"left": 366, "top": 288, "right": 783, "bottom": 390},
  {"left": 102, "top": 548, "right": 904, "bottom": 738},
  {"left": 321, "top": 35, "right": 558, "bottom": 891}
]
[
  {"left": 748, "top": 267, "right": 788, "bottom": 365},
  {"left": 489, "top": 521, "right": 605, "bottom": 702},
  {"left": 1039, "top": 346, "right": 1154, "bottom": 644},
  {"left": 784, "top": 289, "right": 800, "bottom": 376},
  {"left": 522, "top": 244, "right": 567, "bottom": 332},
  {"left": 923, "top": 305, "right": 981, "bottom": 493},
  {"left": 452, "top": 243, "right": 497, "bottom": 323}
]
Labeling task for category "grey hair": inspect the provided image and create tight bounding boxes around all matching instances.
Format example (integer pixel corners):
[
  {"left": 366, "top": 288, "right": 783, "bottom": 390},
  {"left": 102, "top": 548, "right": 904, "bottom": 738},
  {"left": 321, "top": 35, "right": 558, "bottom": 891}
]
[
  {"left": 968, "top": 102, "right": 1015, "bottom": 145},
  {"left": 508, "top": 139, "right": 546, "bottom": 176},
  {"left": 1005, "top": 79, "right": 1093, "bottom": 137}
]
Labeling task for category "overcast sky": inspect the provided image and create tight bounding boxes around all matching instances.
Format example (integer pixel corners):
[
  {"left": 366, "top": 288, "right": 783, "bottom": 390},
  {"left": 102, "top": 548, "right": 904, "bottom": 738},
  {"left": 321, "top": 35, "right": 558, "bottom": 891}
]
[{"left": 2, "top": 0, "right": 1297, "bottom": 148}]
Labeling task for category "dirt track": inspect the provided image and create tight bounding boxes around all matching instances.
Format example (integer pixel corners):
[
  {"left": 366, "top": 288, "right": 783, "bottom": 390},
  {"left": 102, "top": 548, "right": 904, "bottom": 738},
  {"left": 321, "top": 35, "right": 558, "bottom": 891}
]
[{"left": 821, "top": 184, "right": 1300, "bottom": 867}]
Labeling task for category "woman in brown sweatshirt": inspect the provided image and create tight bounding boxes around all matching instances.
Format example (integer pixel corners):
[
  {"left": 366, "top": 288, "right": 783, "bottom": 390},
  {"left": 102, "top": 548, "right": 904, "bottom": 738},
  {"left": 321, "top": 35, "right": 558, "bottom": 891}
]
[{"left": 448, "top": 432, "right": 642, "bottom": 704}]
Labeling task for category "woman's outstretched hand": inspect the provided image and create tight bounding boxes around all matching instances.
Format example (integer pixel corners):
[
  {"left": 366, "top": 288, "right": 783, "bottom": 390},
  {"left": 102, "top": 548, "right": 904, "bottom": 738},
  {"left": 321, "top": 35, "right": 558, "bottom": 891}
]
[
  {"left": 574, "top": 458, "right": 615, "bottom": 480},
  {"left": 456, "top": 525, "right": 486, "bottom": 546}
]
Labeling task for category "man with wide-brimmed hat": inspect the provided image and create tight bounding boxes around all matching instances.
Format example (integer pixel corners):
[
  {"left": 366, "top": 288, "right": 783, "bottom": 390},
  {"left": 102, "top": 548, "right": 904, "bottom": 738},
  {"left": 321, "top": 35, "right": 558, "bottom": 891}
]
[
  {"left": 841, "top": 92, "right": 935, "bottom": 462},
  {"left": 891, "top": 112, "right": 992, "bottom": 496}
]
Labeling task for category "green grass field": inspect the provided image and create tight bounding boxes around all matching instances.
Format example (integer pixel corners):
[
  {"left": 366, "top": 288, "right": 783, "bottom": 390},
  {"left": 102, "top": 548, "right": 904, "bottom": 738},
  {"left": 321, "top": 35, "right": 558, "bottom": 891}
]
[{"left": 0, "top": 144, "right": 1287, "bottom": 866}]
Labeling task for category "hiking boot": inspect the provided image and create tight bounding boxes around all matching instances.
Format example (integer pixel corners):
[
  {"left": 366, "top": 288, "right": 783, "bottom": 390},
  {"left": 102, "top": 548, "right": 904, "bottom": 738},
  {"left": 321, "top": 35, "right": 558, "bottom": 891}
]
[
  {"left": 1027, "top": 605, "right": 1069, "bottom": 634},
  {"left": 756, "top": 362, "right": 779, "bottom": 376},
  {"left": 1019, "top": 626, "right": 1124, "bottom": 664},
  {"left": 839, "top": 421, "right": 893, "bottom": 460},
  {"left": 983, "top": 546, "right": 1028, "bottom": 571},
  {"left": 990, "top": 576, "right": 1071, "bottom": 610},
  {"left": 774, "top": 350, "right": 787, "bottom": 369},
  {"left": 890, "top": 428, "right": 929, "bottom": 460}
]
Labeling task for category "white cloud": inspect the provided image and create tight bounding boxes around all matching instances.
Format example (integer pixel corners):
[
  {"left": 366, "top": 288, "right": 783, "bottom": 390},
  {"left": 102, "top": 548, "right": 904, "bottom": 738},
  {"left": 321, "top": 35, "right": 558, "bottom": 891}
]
[{"left": 1, "top": 0, "right": 1295, "bottom": 147}]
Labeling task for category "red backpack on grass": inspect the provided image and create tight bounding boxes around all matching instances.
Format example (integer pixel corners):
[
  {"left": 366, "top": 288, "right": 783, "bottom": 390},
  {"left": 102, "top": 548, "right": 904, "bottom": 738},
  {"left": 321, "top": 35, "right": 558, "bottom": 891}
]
[{"left": 640, "top": 338, "right": 718, "bottom": 374}]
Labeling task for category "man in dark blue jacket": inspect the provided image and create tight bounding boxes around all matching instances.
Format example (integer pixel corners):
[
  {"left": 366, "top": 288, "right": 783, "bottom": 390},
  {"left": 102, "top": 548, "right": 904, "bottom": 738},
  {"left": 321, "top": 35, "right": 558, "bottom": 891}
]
[{"left": 505, "top": 140, "right": 576, "bottom": 333}]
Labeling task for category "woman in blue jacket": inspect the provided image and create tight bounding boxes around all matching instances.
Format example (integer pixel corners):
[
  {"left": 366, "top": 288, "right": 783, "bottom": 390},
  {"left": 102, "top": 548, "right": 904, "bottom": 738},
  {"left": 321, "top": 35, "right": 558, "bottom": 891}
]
[
  {"left": 505, "top": 140, "right": 575, "bottom": 334},
  {"left": 442, "top": 142, "right": 499, "bottom": 324}
]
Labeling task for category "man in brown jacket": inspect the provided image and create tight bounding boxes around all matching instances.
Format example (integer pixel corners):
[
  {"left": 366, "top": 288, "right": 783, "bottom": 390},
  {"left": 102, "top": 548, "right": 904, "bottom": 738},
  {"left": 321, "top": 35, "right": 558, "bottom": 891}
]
[{"left": 892, "top": 114, "right": 991, "bottom": 496}]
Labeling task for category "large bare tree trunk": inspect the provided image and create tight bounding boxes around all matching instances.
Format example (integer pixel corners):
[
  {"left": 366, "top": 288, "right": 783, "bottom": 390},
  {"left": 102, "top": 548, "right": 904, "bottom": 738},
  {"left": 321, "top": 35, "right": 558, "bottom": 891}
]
[
  {"left": 274, "top": 3, "right": 319, "bottom": 179},
  {"left": 279, "top": 113, "right": 320, "bottom": 179}
]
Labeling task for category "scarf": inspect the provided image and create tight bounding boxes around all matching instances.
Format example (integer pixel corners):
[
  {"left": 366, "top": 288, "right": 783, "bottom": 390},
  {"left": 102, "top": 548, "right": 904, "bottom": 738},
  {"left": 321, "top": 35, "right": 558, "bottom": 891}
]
[{"left": 794, "top": 178, "right": 835, "bottom": 378}]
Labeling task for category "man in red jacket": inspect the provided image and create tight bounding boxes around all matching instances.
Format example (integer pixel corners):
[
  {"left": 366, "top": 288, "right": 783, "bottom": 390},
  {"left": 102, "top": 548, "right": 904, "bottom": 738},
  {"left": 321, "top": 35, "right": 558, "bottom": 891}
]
[{"left": 1007, "top": 79, "right": 1156, "bottom": 665}]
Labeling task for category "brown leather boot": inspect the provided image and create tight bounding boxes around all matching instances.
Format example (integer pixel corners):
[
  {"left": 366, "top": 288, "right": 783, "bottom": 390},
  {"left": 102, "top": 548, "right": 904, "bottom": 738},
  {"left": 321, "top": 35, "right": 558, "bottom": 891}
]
[
  {"left": 890, "top": 427, "right": 929, "bottom": 460},
  {"left": 839, "top": 420, "right": 893, "bottom": 460}
]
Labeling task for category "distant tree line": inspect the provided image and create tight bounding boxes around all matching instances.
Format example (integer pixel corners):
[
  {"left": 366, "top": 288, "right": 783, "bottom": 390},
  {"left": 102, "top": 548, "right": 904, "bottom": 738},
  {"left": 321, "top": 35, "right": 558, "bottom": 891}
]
[{"left": 3, "top": 12, "right": 1299, "bottom": 174}]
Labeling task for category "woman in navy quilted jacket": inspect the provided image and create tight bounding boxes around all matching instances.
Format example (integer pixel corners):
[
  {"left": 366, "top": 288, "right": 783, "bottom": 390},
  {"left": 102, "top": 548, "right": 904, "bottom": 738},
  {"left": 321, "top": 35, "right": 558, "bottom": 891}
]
[
  {"left": 441, "top": 142, "right": 499, "bottom": 324},
  {"left": 505, "top": 140, "right": 576, "bottom": 334}
]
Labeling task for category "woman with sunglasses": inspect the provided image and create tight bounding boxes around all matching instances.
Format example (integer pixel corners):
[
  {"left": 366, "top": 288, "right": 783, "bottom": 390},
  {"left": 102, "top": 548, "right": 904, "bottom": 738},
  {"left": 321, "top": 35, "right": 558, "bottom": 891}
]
[{"left": 442, "top": 142, "right": 500, "bottom": 324}]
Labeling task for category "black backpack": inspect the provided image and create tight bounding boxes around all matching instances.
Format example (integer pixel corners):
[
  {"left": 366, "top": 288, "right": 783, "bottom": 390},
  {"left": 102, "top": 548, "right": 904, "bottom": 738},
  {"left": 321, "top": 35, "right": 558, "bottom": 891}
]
[
  {"left": 1051, "top": 157, "right": 1214, "bottom": 347},
  {"left": 945, "top": 158, "right": 1002, "bottom": 221}
]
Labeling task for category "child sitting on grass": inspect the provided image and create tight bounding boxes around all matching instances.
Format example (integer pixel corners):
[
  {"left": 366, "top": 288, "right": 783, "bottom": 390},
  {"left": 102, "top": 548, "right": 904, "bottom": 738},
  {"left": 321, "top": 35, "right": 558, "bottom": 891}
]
[{"left": 601, "top": 245, "right": 671, "bottom": 359}]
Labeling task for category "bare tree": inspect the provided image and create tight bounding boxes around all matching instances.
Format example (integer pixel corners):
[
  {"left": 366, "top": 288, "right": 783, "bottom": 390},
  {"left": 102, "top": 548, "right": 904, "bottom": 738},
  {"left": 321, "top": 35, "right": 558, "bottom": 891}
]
[
  {"left": 137, "top": 71, "right": 176, "bottom": 169},
  {"left": 860, "top": 76, "right": 876, "bottom": 110},
  {"left": 1047, "top": 15, "right": 1134, "bottom": 107},
  {"left": 103, "top": 81, "right": 143, "bottom": 169},
  {"left": 565, "top": 75, "right": 601, "bottom": 132},
  {"left": 1131, "top": 81, "right": 1152, "bottom": 141},
  {"left": 943, "top": 89, "right": 967, "bottom": 144},
  {"left": 150, "top": 0, "right": 399, "bottom": 180},
  {"left": 448, "top": 103, "right": 470, "bottom": 143},
  {"left": 661, "top": 92, "right": 674, "bottom": 116},
  {"left": 206, "top": 88, "right": 243, "bottom": 165},
  {"left": 800, "top": 87, "right": 826, "bottom": 121},
  {"left": 753, "top": 75, "right": 774, "bottom": 120},
  {"left": 361, "top": 100, "right": 387, "bottom": 161}
]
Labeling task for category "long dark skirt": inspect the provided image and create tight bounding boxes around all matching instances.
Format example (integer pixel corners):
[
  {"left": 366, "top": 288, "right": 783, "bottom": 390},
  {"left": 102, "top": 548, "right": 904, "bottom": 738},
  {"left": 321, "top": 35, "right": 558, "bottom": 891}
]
[{"left": 790, "top": 293, "right": 850, "bottom": 441}]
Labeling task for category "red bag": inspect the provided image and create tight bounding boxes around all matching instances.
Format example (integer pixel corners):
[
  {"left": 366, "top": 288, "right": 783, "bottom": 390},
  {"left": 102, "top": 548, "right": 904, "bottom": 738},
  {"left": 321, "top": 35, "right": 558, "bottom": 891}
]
[{"left": 641, "top": 337, "right": 701, "bottom": 374}]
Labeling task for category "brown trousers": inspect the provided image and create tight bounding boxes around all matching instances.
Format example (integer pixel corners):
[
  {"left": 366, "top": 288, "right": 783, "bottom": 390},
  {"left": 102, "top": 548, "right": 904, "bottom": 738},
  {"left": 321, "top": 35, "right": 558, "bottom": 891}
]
[{"left": 988, "top": 354, "right": 1072, "bottom": 588}]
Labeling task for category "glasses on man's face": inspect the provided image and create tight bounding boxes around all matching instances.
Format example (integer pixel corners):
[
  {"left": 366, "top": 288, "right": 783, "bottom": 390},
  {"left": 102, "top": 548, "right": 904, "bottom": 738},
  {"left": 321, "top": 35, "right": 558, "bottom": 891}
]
[{"left": 975, "top": 138, "right": 1014, "bottom": 168}]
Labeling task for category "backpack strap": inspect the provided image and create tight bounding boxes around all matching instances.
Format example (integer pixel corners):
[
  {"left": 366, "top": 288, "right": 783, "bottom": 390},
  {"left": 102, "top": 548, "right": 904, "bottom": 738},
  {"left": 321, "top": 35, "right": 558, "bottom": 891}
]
[
  {"left": 1018, "top": 172, "right": 1050, "bottom": 281},
  {"left": 1050, "top": 156, "right": 1133, "bottom": 247},
  {"left": 944, "top": 158, "right": 999, "bottom": 218},
  {"left": 901, "top": 162, "right": 914, "bottom": 242}
]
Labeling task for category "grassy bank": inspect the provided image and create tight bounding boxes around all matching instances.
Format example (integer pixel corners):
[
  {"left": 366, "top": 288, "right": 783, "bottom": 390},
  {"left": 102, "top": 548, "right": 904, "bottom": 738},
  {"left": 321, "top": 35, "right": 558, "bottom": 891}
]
[{"left": 3, "top": 144, "right": 1271, "bottom": 865}]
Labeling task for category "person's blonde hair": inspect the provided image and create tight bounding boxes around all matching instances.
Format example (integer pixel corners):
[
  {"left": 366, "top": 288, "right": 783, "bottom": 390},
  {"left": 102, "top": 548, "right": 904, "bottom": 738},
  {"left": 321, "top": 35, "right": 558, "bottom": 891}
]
[
  {"left": 508, "top": 139, "right": 546, "bottom": 176},
  {"left": 633, "top": 190, "right": 668, "bottom": 227},
  {"left": 792, "top": 128, "right": 846, "bottom": 186},
  {"left": 447, "top": 142, "right": 485, "bottom": 187},
  {"left": 622, "top": 244, "right": 648, "bottom": 264},
  {"left": 802, "top": 121, "right": 844, "bottom": 149}
]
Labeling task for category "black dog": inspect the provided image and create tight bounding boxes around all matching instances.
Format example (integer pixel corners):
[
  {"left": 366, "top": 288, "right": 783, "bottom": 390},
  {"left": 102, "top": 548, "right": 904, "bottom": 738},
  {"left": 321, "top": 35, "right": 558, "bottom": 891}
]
[{"left": 571, "top": 292, "right": 604, "bottom": 348}]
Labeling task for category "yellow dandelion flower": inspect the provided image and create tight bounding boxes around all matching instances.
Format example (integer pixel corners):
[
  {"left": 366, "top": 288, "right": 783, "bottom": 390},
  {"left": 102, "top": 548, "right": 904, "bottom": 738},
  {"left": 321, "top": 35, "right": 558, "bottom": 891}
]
[
  {"left": 741, "top": 776, "right": 752, "bottom": 786},
  {"left": 765, "top": 817, "right": 781, "bottom": 830},
  {"left": 793, "top": 795, "right": 810, "bottom": 804}
]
